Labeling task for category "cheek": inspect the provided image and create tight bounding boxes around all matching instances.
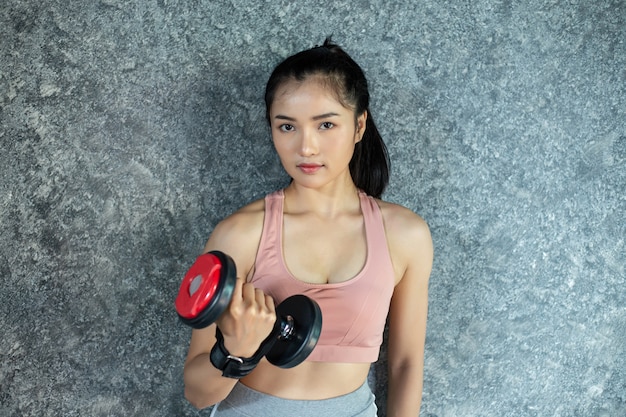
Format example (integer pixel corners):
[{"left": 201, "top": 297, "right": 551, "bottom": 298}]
[
  {"left": 331, "top": 130, "right": 359, "bottom": 152},
  {"left": 272, "top": 137, "right": 292, "bottom": 158}
]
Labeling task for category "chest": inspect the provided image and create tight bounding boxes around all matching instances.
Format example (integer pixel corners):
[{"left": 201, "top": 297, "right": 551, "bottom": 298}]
[{"left": 282, "top": 213, "right": 367, "bottom": 285}]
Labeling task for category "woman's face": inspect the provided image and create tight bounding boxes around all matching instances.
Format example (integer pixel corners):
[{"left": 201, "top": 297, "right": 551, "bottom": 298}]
[{"left": 269, "top": 77, "right": 366, "bottom": 191}]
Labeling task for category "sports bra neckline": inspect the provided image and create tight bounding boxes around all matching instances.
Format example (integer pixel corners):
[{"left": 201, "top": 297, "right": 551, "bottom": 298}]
[{"left": 272, "top": 189, "right": 371, "bottom": 288}]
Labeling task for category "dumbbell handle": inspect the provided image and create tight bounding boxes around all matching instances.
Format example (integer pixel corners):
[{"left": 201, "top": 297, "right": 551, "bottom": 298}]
[{"left": 279, "top": 315, "right": 295, "bottom": 340}]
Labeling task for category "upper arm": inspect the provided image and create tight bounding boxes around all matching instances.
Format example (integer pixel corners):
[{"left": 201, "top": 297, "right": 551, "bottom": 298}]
[
  {"left": 386, "top": 210, "right": 433, "bottom": 368},
  {"left": 201, "top": 200, "right": 264, "bottom": 279}
]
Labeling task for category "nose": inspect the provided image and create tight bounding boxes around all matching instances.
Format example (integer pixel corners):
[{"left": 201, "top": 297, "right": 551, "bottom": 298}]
[{"left": 298, "top": 129, "right": 318, "bottom": 157}]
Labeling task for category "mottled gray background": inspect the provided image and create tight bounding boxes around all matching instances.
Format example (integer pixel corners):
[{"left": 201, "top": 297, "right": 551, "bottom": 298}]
[{"left": 1, "top": 0, "right": 624, "bottom": 416}]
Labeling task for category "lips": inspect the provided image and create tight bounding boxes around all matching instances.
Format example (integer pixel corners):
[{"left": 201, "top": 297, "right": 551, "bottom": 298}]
[{"left": 297, "top": 163, "right": 323, "bottom": 174}]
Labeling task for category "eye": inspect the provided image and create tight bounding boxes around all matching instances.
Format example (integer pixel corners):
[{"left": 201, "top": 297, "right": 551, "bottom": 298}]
[
  {"left": 279, "top": 124, "right": 295, "bottom": 132},
  {"left": 320, "top": 122, "right": 334, "bottom": 130}
]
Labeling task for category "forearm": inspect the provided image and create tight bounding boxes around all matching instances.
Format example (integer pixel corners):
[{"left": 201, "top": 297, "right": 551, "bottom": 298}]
[
  {"left": 183, "top": 352, "right": 238, "bottom": 409},
  {"left": 386, "top": 364, "right": 424, "bottom": 417},
  {"left": 181, "top": 271, "right": 276, "bottom": 410}
]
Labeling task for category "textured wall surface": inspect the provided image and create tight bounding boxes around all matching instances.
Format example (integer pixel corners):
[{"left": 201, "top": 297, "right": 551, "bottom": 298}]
[{"left": 1, "top": 0, "right": 624, "bottom": 416}]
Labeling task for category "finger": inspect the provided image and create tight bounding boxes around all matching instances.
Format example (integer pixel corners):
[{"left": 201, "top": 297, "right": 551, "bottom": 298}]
[
  {"left": 264, "top": 294, "right": 275, "bottom": 312},
  {"left": 256, "top": 289, "right": 275, "bottom": 313},
  {"left": 241, "top": 281, "right": 256, "bottom": 305},
  {"left": 254, "top": 288, "right": 266, "bottom": 306}
]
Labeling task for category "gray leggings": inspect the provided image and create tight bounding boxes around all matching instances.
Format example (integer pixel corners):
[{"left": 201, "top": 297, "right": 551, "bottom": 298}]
[{"left": 209, "top": 381, "right": 377, "bottom": 417}]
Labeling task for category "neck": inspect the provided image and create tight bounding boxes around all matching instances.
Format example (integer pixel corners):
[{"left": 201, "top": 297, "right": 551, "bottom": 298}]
[{"left": 283, "top": 181, "right": 361, "bottom": 218}]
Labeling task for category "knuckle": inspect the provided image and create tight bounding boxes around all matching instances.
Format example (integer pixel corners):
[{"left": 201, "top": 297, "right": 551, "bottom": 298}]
[{"left": 228, "top": 304, "right": 242, "bottom": 318}]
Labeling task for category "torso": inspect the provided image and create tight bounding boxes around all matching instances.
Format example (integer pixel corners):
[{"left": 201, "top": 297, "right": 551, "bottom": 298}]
[
  {"left": 228, "top": 189, "right": 409, "bottom": 399},
  {"left": 243, "top": 359, "right": 371, "bottom": 399}
]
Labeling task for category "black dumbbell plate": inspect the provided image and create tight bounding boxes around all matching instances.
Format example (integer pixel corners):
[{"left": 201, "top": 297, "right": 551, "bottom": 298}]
[{"left": 266, "top": 294, "right": 322, "bottom": 368}]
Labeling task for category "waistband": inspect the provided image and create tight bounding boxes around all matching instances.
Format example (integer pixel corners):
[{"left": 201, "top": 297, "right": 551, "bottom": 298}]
[{"left": 210, "top": 380, "right": 377, "bottom": 417}]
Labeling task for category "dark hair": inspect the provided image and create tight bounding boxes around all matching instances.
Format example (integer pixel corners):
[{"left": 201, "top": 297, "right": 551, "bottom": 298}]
[{"left": 264, "top": 38, "right": 390, "bottom": 198}]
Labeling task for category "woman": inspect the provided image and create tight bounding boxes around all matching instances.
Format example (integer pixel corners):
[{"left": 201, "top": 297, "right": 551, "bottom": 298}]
[{"left": 183, "top": 38, "right": 433, "bottom": 416}]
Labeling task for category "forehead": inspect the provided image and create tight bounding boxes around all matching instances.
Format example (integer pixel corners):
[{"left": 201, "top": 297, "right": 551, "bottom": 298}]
[{"left": 271, "top": 77, "right": 351, "bottom": 114}]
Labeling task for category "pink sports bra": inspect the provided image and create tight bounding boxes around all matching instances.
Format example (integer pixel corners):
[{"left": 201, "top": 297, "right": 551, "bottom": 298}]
[{"left": 251, "top": 189, "right": 395, "bottom": 363}]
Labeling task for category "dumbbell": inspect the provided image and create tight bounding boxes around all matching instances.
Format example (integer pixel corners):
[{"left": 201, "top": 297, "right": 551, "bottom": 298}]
[{"left": 175, "top": 250, "right": 322, "bottom": 368}]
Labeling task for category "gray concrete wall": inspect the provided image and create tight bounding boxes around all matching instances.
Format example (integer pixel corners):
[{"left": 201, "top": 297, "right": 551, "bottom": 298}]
[{"left": 1, "top": 1, "right": 624, "bottom": 416}]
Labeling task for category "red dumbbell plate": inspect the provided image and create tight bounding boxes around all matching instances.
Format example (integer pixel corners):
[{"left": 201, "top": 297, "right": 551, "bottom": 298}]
[{"left": 175, "top": 251, "right": 236, "bottom": 329}]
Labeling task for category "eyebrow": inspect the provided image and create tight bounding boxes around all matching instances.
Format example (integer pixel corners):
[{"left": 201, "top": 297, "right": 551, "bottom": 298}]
[{"left": 274, "top": 112, "right": 340, "bottom": 122}]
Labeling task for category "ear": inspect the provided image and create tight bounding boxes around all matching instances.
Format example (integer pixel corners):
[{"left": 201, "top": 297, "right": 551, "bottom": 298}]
[{"left": 355, "top": 110, "right": 367, "bottom": 143}]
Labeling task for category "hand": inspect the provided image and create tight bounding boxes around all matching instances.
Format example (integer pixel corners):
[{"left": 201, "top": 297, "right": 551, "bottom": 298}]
[{"left": 215, "top": 278, "right": 276, "bottom": 358}]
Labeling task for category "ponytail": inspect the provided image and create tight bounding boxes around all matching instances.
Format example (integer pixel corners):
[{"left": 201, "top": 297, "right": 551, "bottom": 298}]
[{"left": 350, "top": 110, "right": 389, "bottom": 198}]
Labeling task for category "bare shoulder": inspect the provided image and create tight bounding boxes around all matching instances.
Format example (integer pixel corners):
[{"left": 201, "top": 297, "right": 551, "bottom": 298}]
[
  {"left": 376, "top": 199, "right": 433, "bottom": 283},
  {"left": 203, "top": 197, "right": 266, "bottom": 277},
  {"left": 376, "top": 199, "right": 431, "bottom": 246},
  {"left": 210, "top": 198, "right": 265, "bottom": 239}
]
